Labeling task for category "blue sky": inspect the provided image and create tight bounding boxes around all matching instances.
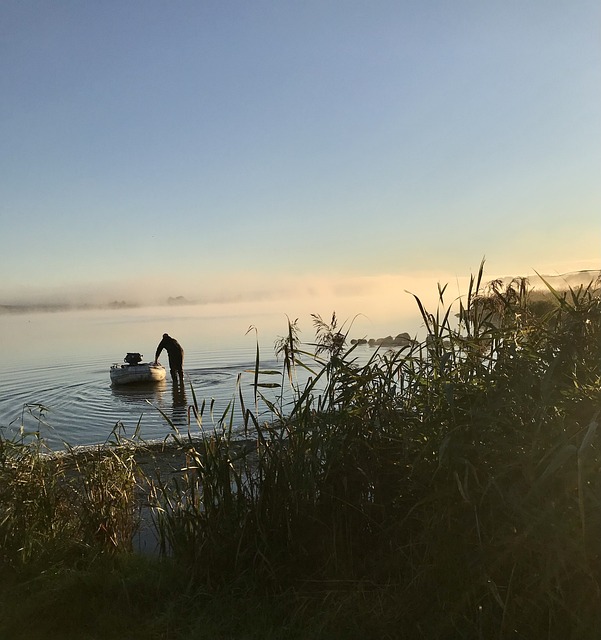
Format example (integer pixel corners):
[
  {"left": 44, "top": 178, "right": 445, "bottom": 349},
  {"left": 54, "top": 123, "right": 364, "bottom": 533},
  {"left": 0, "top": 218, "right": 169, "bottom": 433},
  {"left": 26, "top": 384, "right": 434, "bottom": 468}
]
[{"left": 1, "top": 1, "right": 600, "bottom": 313}]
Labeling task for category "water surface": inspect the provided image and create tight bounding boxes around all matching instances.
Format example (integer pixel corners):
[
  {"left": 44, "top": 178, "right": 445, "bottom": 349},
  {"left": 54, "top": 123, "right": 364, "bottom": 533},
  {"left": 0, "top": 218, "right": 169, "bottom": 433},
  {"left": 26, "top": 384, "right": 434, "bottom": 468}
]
[
  {"left": 0, "top": 307, "right": 288, "bottom": 448},
  {"left": 1, "top": 304, "right": 417, "bottom": 449}
]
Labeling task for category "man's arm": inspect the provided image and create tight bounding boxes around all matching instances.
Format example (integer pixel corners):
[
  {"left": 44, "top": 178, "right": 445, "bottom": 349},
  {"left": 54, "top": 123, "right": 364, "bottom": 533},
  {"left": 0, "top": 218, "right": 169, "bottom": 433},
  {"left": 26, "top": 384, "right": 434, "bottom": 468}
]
[{"left": 154, "top": 340, "right": 165, "bottom": 363}]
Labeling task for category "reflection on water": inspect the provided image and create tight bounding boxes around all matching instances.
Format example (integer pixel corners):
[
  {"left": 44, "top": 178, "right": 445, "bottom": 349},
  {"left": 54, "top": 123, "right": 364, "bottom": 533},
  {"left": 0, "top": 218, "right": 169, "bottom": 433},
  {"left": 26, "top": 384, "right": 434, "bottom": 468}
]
[
  {"left": 111, "top": 379, "right": 191, "bottom": 435},
  {"left": 170, "top": 383, "right": 189, "bottom": 429},
  {"left": 106, "top": 375, "right": 199, "bottom": 440},
  {"left": 0, "top": 305, "right": 400, "bottom": 449},
  {"left": 111, "top": 379, "right": 168, "bottom": 404},
  {"left": 0, "top": 307, "right": 287, "bottom": 448}
]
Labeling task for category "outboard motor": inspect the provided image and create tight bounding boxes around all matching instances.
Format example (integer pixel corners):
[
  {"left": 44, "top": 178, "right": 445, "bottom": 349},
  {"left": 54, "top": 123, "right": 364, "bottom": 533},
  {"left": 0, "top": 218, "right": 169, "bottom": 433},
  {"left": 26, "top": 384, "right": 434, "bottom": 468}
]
[{"left": 124, "top": 352, "right": 143, "bottom": 365}]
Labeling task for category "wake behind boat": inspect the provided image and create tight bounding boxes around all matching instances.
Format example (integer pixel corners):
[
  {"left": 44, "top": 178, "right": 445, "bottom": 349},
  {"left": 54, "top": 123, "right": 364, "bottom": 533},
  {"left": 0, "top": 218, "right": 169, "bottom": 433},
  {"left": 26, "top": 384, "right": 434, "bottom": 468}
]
[{"left": 110, "top": 352, "right": 167, "bottom": 386}]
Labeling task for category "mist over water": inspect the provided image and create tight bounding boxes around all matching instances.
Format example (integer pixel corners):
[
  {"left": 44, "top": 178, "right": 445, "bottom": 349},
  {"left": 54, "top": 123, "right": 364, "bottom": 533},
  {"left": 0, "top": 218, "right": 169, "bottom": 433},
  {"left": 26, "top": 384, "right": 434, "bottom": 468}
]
[{"left": 3, "top": 268, "right": 598, "bottom": 448}]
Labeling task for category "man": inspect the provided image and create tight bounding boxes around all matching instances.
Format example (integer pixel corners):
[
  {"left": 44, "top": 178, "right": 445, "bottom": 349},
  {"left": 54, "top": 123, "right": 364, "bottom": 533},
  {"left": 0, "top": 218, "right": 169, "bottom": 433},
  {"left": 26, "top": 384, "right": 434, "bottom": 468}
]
[{"left": 154, "top": 333, "right": 184, "bottom": 383}]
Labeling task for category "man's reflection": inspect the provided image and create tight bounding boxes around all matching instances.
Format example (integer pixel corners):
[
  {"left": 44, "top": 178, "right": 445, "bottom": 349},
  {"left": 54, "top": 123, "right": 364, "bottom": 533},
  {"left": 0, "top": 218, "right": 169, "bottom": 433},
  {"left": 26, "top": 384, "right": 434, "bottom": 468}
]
[{"left": 171, "top": 382, "right": 188, "bottom": 428}]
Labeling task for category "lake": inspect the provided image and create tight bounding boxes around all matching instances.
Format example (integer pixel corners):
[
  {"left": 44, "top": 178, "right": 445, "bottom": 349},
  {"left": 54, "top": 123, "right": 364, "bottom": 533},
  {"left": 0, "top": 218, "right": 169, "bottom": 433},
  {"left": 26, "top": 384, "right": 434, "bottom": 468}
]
[{"left": 1, "top": 304, "right": 415, "bottom": 449}]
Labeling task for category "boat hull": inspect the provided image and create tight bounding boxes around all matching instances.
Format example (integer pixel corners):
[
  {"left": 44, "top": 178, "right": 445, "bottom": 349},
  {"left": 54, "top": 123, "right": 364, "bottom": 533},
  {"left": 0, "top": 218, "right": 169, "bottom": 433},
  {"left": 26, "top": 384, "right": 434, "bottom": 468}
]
[{"left": 110, "top": 362, "right": 167, "bottom": 385}]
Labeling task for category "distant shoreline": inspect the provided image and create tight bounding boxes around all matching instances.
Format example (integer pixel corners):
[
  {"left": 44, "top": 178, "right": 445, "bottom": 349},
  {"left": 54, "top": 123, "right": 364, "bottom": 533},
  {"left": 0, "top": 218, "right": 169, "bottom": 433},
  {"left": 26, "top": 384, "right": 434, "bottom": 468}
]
[
  {"left": 0, "top": 296, "right": 196, "bottom": 315},
  {"left": 0, "top": 301, "right": 140, "bottom": 315}
]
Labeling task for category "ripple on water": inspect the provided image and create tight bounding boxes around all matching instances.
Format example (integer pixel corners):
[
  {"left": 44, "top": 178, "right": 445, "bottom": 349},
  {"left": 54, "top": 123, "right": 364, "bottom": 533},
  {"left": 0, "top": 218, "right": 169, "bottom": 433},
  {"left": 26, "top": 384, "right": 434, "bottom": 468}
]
[{"left": 0, "top": 354, "right": 282, "bottom": 449}]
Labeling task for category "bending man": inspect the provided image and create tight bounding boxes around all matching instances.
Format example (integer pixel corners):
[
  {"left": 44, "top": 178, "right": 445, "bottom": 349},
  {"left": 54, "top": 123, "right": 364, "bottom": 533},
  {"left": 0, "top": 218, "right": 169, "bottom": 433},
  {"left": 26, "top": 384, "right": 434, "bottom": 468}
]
[{"left": 155, "top": 333, "right": 184, "bottom": 384}]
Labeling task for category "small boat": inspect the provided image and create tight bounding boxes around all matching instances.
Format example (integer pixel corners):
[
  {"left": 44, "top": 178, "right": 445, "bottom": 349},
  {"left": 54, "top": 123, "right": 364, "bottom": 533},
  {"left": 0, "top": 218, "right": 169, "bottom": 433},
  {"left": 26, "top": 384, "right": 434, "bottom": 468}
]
[{"left": 110, "top": 352, "right": 167, "bottom": 386}]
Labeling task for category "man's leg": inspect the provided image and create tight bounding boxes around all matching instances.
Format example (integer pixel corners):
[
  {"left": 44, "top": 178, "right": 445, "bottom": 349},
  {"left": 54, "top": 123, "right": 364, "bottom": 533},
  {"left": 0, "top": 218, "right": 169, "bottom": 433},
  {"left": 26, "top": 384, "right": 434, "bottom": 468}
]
[{"left": 169, "top": 357, "right": 183, "bottom": 384}]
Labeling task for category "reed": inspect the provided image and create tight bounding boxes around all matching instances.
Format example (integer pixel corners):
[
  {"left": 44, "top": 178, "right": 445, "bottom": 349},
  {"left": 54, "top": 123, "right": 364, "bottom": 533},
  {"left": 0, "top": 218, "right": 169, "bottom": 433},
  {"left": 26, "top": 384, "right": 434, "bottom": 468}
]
[
  {"left": 0, "top": 418, "right": 144, "bottom": 571},
  {"left": 2, "top": 263, "right": 601, "bottom": 638},
  {"left": 143, "top": 264, "right": 601, "bottom": 636}
]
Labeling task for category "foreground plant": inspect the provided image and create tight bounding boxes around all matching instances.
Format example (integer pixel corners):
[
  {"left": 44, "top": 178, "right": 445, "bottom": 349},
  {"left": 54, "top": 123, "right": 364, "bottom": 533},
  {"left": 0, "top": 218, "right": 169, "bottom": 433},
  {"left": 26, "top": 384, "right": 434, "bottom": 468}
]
[
  {"left": 0, "top": 418, "right": 144, "bottom": 570},
  {"left": 2, "top": 264, "right": 601, "bottom": 639},
  {"left": 147, "top": 264, "right": 601, "bottom": 637}
]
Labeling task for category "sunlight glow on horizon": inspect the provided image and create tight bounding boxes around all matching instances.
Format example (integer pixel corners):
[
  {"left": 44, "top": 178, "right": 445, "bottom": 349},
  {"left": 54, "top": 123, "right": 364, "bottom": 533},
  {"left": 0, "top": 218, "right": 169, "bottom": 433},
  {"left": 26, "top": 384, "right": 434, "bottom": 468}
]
[{"left": 4, "top": 265, "right": 600, "bottom": 342}]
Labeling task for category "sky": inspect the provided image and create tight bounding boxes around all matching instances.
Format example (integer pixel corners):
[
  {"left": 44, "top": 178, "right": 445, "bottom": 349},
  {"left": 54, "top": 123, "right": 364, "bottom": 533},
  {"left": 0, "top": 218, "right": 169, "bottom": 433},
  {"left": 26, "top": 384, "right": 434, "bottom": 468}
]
[{"left": 1, "top": 1, "right": 600, "bottom": 321}]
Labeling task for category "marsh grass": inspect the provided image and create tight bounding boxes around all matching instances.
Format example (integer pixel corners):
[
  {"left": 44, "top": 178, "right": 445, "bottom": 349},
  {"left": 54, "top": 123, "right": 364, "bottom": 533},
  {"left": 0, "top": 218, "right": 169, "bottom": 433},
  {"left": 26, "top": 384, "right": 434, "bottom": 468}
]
[
  {"left": 2, "top": 264, "right": 601, "bottom": 638},
  {"left": 147, "top": 265, "right": 601, "bottom": 636},
  {"left": 0, "top": 419, "right": 143, "bottom": 573}
]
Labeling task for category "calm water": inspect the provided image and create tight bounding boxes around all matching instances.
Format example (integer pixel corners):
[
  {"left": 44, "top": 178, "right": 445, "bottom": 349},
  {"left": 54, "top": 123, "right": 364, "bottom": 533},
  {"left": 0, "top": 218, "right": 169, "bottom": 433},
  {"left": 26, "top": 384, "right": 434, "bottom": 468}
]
[
  {"left": 0, "top": 307, "right": 301, "bottom": 449},
  {"left": 0, "top": 303, "right": 420, "bottom": 449}
]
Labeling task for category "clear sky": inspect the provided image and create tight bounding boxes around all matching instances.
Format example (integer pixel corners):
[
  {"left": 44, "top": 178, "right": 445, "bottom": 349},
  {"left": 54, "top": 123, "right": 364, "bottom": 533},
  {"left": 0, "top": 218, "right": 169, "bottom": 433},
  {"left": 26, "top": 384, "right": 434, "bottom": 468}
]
[{"left": 1, "top": 1, "right": 600, "bottom": 317}]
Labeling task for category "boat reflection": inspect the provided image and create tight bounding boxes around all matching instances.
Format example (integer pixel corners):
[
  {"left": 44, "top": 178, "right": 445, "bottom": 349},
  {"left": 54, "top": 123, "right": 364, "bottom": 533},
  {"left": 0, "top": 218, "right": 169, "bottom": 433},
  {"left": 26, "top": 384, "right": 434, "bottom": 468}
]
[
  {"left": 110, "top": 380, "right": 196, "bottom": 433},
  {"left": 111, "top": 378, "right": 168, "bottom": 405}
]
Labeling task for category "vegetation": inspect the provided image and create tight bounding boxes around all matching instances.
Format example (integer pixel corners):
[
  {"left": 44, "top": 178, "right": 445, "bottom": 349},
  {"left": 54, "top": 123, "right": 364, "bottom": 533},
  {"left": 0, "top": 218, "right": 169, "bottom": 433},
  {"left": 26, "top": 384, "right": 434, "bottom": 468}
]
[{"left": 1, "top": 265, "right": 601, "bottom": 639}]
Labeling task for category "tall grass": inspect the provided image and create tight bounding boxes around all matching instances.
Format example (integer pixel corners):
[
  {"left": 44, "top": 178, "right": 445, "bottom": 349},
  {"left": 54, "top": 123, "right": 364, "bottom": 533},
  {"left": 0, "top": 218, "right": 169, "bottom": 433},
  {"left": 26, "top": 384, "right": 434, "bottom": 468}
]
[
  {"left": 0, "top": 418, "right": 142, "bottom": 571},
  {"left": 2, "top": 264, "right": 601, "bottom": 638},
  {"left": 145, "top": 265, "right": 601, "bottom": 637}
]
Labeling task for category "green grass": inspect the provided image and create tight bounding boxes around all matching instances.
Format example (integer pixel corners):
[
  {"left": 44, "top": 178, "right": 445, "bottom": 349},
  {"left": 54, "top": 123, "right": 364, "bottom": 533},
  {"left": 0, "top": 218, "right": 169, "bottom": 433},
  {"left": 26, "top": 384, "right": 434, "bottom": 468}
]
[{"left": 1, "top": 263, "right": 601, "bottom": 639}]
